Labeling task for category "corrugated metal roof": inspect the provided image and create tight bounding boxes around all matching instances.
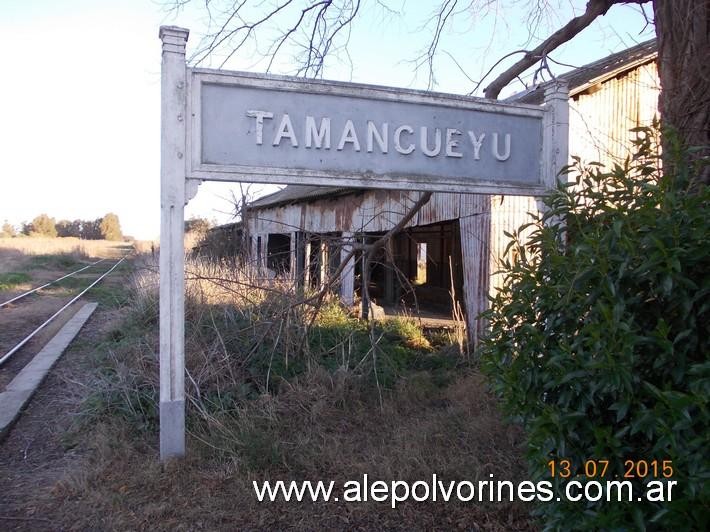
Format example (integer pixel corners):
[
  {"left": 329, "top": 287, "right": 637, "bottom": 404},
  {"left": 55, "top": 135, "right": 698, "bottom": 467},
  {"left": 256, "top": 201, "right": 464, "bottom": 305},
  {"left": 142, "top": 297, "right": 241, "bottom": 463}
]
[
  {"left": 249, "top": 185, "right": 358, "bottom": 209},
  {"left": 507, "top": 39, "right": 656, "bottom": 105}
]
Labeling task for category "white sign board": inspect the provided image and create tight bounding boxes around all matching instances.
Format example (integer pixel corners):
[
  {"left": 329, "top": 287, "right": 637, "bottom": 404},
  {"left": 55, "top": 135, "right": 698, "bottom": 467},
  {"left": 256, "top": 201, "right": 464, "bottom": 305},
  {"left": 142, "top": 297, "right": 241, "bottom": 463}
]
[
  {"left": 189, "top": 70, "right": 547, "bottom": 195},
  {"left": 159, "top": 26, "right": 568, "bottom": 460}
]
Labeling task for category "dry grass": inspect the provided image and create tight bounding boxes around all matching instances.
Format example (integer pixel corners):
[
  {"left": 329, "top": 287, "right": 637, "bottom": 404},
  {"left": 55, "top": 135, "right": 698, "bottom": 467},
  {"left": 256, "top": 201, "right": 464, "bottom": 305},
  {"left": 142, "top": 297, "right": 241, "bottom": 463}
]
[
  {"left": 51, "top": 373, "right": 532, "bottom": 531},
  {"left": 0, "top": 236, "right": 133, "bottom": 259},
  {"left": 131, "top": 239, "right": 158, "bottom": 254},
  {"left": 45, "top": 255, "right": 532, "bottom": 530}
]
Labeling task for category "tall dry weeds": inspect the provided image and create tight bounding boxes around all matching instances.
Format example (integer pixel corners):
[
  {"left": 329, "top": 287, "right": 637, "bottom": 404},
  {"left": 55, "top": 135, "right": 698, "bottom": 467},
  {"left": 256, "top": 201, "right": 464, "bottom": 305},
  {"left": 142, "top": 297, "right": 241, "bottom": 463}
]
[
  {"left": 64, "top": 253, "right": 531, "bottom": 530},
  {"left": 0, "top": 236, "right": 132, "bottom": 259},
  {"left": 87, "top": 255, "right": 466, "bottom": 455}
]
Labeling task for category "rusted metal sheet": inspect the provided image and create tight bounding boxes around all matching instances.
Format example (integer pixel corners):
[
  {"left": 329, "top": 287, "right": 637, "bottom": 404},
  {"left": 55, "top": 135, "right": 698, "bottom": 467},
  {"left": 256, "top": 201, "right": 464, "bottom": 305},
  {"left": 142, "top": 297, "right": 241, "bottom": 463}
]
[
  {"left": 247, "top": 188, "right": 543, "bottom": 348},
  {"left": 250, "top": 188, "right": 508, "bottom": 235},
  {"left": 458, "top": 195, "right": 492, "bottom": 346},
  {"left": 418, "top": 192, "right": 460, "bottom": 225},
  {"left": 488, "top": 195, "right": 539, "bottom": 294}
]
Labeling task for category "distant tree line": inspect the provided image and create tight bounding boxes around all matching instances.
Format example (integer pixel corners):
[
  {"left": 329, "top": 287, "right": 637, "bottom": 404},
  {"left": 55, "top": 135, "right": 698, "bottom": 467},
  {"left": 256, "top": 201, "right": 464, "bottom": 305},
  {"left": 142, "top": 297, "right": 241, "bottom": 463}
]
[{"left": 1, "top": 213, "right": 124, "bottom": 241}]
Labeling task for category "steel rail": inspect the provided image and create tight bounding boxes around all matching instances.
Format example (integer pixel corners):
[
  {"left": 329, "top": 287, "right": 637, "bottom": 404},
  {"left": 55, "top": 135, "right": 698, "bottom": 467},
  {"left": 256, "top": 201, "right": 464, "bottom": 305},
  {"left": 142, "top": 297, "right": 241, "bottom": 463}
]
[
  {"left": 0, "top": 257, "right": 127, "bottom": 367},
  {"left": 0, "top": 258, "right": 106, "bottom": 309}
]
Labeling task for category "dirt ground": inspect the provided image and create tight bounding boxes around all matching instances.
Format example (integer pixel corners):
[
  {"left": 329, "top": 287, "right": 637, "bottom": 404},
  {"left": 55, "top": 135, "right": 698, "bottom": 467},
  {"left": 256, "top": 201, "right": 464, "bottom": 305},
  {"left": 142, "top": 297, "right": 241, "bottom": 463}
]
[
  {"left": 0, "top": 246, "right": 130, "bottom": 528},
  {"left": 0, "top": 303, "right": 123, "bottom": 530},
  {"left": 1, "top": 347, "right": 534, "bottom": 531}
]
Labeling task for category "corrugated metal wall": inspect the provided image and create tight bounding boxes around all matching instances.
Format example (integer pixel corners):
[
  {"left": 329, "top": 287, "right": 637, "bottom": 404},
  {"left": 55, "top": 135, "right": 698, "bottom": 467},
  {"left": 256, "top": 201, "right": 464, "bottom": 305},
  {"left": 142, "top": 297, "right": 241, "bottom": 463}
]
[
  {"left": 569, "top": 61, "right": 659, "bottom": 167},
  {"left": 250, "top": 191, "right": 477, "bottom": 235},
  {"left": 458, "top": 195, "right": 491, "bottom": 345},
  {"left": 248, "top": 190, "right": 541, "bottom": 342}
]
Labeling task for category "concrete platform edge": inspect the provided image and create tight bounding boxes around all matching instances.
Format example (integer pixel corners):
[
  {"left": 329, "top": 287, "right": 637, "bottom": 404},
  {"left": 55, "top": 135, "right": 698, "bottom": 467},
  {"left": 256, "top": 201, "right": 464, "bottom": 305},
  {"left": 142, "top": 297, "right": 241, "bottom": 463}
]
[{"left": 0, "top": 302, "right": 98, "bottom": 441}]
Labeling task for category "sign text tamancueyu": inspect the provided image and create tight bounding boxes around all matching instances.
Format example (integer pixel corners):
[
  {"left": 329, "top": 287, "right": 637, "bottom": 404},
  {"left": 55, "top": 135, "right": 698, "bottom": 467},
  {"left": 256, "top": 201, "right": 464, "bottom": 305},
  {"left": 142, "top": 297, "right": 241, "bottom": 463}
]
[
  {"left": 189, "top": 71, "right": 547, "bottom": 194},
  {"left": 245, "top": 110, "right": 512, "bottom": 162}
]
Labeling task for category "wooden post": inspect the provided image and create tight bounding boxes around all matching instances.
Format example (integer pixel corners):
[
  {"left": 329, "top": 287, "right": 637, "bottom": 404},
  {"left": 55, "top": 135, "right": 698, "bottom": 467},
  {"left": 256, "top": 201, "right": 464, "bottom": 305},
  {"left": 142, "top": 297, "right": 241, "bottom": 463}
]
[
  {"left": 250, "top": 235, "right": 258, "bottom": 269},
  {"left": 159, "top": 25, "right": 189, "bottom": 460},
  {"left": 289, "top": 232, "right": 297, "bottom": 285},
  {"left": 303, "top": 239, "right": 311, "bottom": 286},
  {"left": 256, "top": 236, "right": 262, "bottom": 268},
  {"left": 295, "top": 232, "right": 305, "bottom": 287},
  {"left": 361, "top": 235, "right": 369, "bottom": 320},
  {"left": 384, "top": 240, "right": 394, "bottom": 306},
  {"left": 319, "top": 239, "right": 328, "bottom": 289},
  {"left": 262, "top": 233, "right": 270, "bottom": 270},
  {"left": 340, "top": 231, "right": 354, "bottom": 306}
]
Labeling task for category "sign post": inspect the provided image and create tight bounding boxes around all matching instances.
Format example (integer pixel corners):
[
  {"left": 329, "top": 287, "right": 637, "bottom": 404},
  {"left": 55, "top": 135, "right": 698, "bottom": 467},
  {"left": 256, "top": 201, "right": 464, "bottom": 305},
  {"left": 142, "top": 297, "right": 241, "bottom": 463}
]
[
  {"left": 158, "top": 25, "right": 568, "bottom": 460},
  {"left": 159, "top": 26, "right": 189, "bottom": 458}
]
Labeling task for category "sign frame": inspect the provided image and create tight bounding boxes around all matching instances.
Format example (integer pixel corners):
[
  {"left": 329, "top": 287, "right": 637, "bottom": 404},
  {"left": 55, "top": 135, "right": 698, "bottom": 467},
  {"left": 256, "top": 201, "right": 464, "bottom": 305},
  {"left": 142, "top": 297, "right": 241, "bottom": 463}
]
[
  {"left": 159, "top": 25, "right": 568, "bottom": 459},
  {"left": 187, "top": 68, "right": 550, "bottom": 196}
]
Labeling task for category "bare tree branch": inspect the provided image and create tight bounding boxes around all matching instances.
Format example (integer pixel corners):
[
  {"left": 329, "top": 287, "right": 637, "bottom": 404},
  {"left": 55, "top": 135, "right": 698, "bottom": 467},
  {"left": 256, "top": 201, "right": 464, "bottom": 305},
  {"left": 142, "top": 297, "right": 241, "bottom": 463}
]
[
  {"left": 484, "top": 0, "right": 647, "bottom": 99},
  {"left": 170, "top": 0, "right": 365, "bottom": 77},
  {"left": 423, "top": 0, "right": 459, "bottom": 89},
  {"left": 175, "top": 0, "right": 650, "bottom": 100}
]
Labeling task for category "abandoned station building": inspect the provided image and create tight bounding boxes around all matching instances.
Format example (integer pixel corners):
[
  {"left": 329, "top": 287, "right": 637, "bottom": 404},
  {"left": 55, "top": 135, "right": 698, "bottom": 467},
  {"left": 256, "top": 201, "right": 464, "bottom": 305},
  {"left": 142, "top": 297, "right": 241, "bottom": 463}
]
[{"left": 212, "top": 40, "right": 659, "bottom": 343}]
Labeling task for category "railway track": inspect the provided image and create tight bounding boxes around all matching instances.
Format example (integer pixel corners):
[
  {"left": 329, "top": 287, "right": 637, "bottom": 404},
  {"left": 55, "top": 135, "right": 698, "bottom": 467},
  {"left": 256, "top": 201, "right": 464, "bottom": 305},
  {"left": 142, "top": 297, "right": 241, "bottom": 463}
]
[
  {"left": 0, "top": 256, "right": 128, "bottom": 371},
  {"left": 0, "top": 255, "right": 130, "bottom": 442},
  {"left": 0, "top": 258, "right": 106, "bottom": 309}
]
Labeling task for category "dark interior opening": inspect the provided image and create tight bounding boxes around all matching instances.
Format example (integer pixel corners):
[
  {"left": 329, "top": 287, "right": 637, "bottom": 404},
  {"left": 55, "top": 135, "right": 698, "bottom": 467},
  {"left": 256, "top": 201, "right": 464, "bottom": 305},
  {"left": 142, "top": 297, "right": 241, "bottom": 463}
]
[
  {"left": 267, "top": 233, "right": 291, "bottom": 274},
  {"left": 355, "top": 221, "right": 464, "bottom": 317}
]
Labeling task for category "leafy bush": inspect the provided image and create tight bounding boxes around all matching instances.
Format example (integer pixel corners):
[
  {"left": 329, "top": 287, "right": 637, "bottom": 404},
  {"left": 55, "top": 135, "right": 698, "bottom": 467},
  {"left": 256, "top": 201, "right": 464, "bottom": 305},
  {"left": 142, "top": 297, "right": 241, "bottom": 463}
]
[{"left": 480, "top": 130, "right": 709, "bottom": 530}]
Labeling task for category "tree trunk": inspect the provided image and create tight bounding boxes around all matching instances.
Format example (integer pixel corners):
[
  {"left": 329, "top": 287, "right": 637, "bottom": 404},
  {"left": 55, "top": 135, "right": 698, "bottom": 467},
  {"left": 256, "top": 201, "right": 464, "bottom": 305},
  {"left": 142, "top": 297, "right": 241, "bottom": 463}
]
[{"left": 653, "top": 0, "right": 710, "bottom": 184}]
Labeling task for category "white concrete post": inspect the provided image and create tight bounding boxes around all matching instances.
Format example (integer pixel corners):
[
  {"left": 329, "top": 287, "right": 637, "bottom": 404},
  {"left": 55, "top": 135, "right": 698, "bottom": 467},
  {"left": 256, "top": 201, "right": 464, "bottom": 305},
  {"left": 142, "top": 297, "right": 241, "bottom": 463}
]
[
  {"left": 542, "top": 82, "right": 570, "bottom": 189},
  {"left": 540, "top": 82, "right": 569, "bottom": 238},
  {"left": 159, "top": 26, "right": 189, "bottom": 460},
  {"left": 340, "top": 231, "right": 354, "bottom": 306}
]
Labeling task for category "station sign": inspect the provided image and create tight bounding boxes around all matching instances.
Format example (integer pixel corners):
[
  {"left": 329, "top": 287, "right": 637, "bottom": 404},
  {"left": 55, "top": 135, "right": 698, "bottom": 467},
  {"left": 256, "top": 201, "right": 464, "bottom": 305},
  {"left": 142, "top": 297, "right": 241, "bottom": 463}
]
[{"left": 188, "top": 70, "right": 547, "bottom": 195}]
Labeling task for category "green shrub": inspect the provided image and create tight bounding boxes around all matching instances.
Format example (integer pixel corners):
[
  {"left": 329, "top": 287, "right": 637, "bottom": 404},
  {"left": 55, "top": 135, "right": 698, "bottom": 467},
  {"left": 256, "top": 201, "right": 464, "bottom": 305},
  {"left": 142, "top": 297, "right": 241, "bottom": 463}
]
[{"left": 480, "top": 130, "right": 709, "bottom": 530}]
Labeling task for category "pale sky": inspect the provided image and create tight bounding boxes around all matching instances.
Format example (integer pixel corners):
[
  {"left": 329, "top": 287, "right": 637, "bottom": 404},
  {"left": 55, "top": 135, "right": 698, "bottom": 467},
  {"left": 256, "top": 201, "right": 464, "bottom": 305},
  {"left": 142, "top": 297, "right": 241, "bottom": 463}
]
[{"left": 0, "top": 0, "right": 653, "bottom": 240}]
